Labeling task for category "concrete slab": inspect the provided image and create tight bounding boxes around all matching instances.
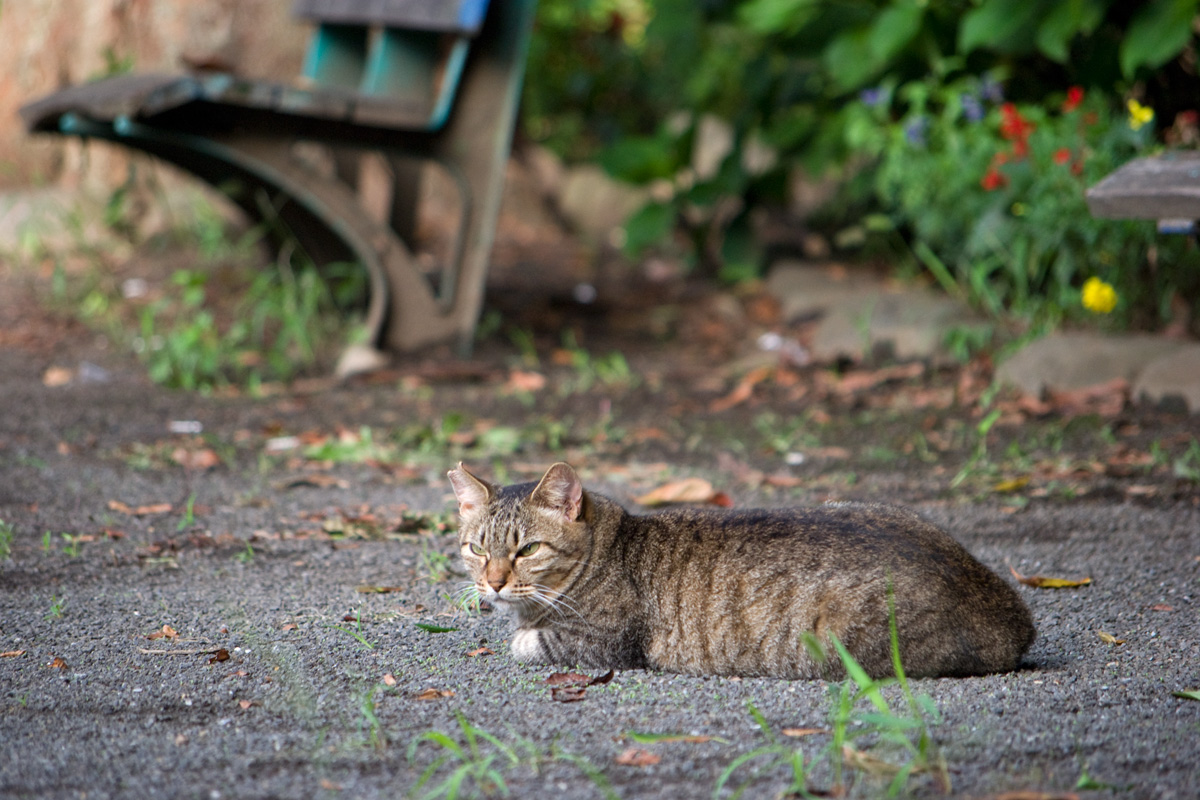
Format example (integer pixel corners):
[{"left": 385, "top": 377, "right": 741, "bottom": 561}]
[
  {"left": 1132, "top": 344, "right": 1200, "bottom": 412},
  {"left": 996, "top": 332, "right": 1186, "bottom": 397}
]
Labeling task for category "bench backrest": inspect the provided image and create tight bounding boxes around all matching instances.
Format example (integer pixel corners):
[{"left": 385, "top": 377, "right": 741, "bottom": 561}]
[{"left": 294, "top": 0, "right": 494, "bottom": 128}]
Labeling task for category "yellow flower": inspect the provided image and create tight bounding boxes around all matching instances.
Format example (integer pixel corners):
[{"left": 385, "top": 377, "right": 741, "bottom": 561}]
[
  {"left": 1082, "top": 277, "right": 1118, "bottom": 314},
  {"left": 1127, "top": 99, "right": 1154, "bottom": 131}
]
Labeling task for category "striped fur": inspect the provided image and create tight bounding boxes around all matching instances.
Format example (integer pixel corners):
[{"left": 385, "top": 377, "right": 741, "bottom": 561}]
[{"left": 448, "top": 462, "right": 1035, "bottom": 679}]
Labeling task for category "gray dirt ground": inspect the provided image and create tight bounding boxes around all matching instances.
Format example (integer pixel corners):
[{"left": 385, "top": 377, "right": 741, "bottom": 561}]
[{"left": 2, "top": 271, "right": 1200, "bottom": 800}]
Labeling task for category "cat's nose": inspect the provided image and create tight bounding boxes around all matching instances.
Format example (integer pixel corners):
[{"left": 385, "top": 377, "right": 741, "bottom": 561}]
[{"left": 487, "top": 577, "right": 506, "bottom": 593}]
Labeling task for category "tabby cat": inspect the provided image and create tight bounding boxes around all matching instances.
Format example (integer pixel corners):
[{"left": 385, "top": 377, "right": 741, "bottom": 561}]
[{"left": 448, "top": 462, "right": 1035, "bottom": 679}]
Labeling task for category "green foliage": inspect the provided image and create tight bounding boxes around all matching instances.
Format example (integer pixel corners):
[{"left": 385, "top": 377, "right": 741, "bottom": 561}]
[
  {"left": 842, "top": 76, "right": 1200, "bottom": 325},
  {"left": 524, "top": 1, "right": 1200, "bottom": 326},
  {"left": 0, "top": 520, "right": 13, "bottom": 560}
]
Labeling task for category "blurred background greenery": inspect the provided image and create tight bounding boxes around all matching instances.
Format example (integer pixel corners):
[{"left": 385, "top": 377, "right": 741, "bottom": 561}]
[{"left": 521, "top": 0, "right": 1200, "bottom": 332}]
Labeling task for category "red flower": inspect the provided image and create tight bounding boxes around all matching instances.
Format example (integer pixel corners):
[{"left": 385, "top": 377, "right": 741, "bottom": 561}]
[
  {"left": 1063, "top": 86, "right": 1084, "bottom": 112},
  {"left": 981, "top": 167, "right": 1008, "bottom": 191},
  {"left": 1054, "top": 148, "right": 1072, "bottom": 164}
]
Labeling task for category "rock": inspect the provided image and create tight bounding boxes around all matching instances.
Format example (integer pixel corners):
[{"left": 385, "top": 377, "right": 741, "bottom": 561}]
[
  {"left": 557, "top": 165, "right": 648, "bottom": 244},
  {"left": 996, "top": 333, "right": 1185, "bottom": 397},
  {"left": 1132, "top": 344, "right": 1200, "bottom": 412},
  {"left": 334, "top": 343, "right": 390, "bottom": 380},
  {"left": 766, "top": 260, "right": 987, "bottom": 363}
]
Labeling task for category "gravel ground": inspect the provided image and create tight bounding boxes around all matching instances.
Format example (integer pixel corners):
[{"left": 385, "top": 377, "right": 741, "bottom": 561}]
[{"left": 2, "top": 307, "right": 1199, "bottom": 800}]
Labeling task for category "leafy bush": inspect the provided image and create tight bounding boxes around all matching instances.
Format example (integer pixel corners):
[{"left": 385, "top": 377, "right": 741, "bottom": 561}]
[
  {"left": 523, "top": 0, "right": 1200, "bottom": 325},
  {"left": 839, "top": 76, "right": 1200, "bottom": 325}
]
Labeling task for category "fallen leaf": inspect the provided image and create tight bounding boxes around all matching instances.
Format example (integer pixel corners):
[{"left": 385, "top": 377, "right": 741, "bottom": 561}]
[
  {"left": 590, "top": 669, "right": 616, "bottom": 685},
  {"left": 841, "top": 745, "right": 904, "bottom": 776},
  {"left": 47, "top": 657, "right": 67, "bottom": 670},
  {"left": 414, "top": 687, "right": 454, "bottom": 700},
  {"left": 1173, "top": 689, "right": 1200, "bottom": 701},
  {"left": 1, "top": 650, "right": 27, "bottom": 658},
  {"left": 1150, "top": 604, "right": 1175, "bottom": 612},
  {"left": 545, "top": 671, "right": 593, "bottom": 687},
  {"left": 42, "top": 366, "right": 73, "bottom": 387},
  {"left": 238, "top": 699, "right": 255, "bottom": 710},
  {"left": 615, "top": 748, "right": 660, "bottom": 767},
  {"left": 635, "top": 478, "right": 722, "bottom": 507},
  {"left": 146, "top": 624, "right": 179, "bottom": 641},
  {"left": 382, "top": 673, "right": 397, "bottom": 686},
  {"left": 319, "top": 779, "right": 343, "bottom": 791},
  {"left": 763, "top": 473, "right": 805, "bottom": 488},
  {"left": 627, "top": 732, "right": 715, "bottom": 744},
  {"left": 1009, "top": 564, "right": 1092, "bottom": 589},
  {"left": 355, "top": 585, "right": 405, "bottom": 594},
  {"left": 550, "top": 686, "right": 589, "bottom": 703},
  {"left": 710, "top": 366, "right": 772, "bottom": 413},
  {"left": 281, "top": 623, "right": 298, "bottom": 631},
  {"left": 276, "top": 474, "right": 349, "bottom": 490},
  {"left": 102, "top": 527, "right": 126, "bottom": 539},
  {"left": 504, "top": 370, "right": 546, "bottom": 394},
  {"left": 466, "top": 647, "right": 494, "bottom": 658},
  {"left": 209, "top": 649, "right": 230, "bottom": 664},
  {"left": 832, "top": 362, "right": 924, "bottom": 395},
  {"left": 1096, "top": 631, "right": 1125, "bottom": 645},
  {"left": 171, "top": 447, "right": 220, "bottom": 471},
  {"left": 782, "top": 727, "right": 830, "bottom": 738},
  {"left": 175, "top": 734, "right": 188, "bottom": 746},
  {"left": 993, "top": 476, "right": 1031, "bottom": 493},
  {"left": 108, "top": 500, "right": 174, "bottom": 516}
]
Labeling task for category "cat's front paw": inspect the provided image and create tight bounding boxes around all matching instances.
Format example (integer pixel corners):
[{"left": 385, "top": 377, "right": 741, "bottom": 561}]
[{"left": 511, "top": 628, "right": 543, "bottom": 662}]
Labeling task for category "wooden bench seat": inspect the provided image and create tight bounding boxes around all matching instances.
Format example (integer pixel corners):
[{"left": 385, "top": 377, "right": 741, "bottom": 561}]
[{"left": 1086, "top": 151, "right": 1200, "bottom": 235}]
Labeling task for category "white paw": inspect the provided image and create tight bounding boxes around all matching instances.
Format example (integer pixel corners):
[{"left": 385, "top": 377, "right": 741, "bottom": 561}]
[{"left": 511, "top": 628, "right": 542, "bottom": 662}]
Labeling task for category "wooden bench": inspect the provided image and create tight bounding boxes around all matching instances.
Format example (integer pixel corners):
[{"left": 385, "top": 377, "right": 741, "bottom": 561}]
[
  {"left": 21, "top": 0, "right": 538, "bottom": 359},
  {"left": 1086, "top": 151, "right": 1200, "bottom": 236}
]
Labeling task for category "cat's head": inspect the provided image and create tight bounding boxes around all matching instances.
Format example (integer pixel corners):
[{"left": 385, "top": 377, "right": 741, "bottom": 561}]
[{"left": 448, "top": 462, "right": 589, "bottom": 617}]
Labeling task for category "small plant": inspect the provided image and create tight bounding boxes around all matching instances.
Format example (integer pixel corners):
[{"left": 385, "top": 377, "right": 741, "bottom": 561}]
[
  {"left": 60, "top": 533, "right": 83, "bottom": 558},
  {"left": 1172, "top": 440, "right": 1200, "bottom": 482},
  {"left": 41, "top": 531, "right": 53, "bottom": 554},
  {"left": 359, "top": 683, "right": 387, "bottom": 751},
  {"left": 715, "top": 593, "right": 946, "bottom": 798},
  {"left": 46, "top": 593, "right": 67, "bottom": 621},
  {"left": 420, "top": 542, "right": 455, "bottom": 584},
  {"left": 951, "top": 408, "right": 1003, "bottom": 489},
  {"left": 0, "top": 520, "right": 14, "bottom": 560},
  {"left": 408, "top": 713, "right": 542, "bottom": 800},
  {"left": 176, "top": 494, "right": 197, "bottom": 532},
  {"left": 234, "top": 541, "right": 255, "bottom": 564},
  {"left": 328, "top": 611, "right": 375, "bottom": 651}
]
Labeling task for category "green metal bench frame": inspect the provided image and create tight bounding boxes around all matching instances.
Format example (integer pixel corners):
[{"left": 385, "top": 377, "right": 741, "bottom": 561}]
[{"left": 21, "top": 0, "right": 537, "bottom": 356}]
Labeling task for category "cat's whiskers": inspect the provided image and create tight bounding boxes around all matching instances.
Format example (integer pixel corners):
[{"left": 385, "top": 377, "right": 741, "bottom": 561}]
[{"left": 527, "top": 583, "right": 591, "bottom": 628}]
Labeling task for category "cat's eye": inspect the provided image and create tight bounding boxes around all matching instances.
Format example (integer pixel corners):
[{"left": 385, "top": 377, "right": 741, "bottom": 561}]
[
  {"left": 467, "top": 543, "right": 486, "bottom": 556},
  {"left": 516, "top": 542, "right": 541, "bottom": 557}
]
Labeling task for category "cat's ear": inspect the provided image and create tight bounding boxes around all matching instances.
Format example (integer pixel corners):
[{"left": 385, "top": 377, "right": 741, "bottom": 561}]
[
  {"left": 448, "top": 462, "right": 495, "bottom": 517},
  {"left": 530, "top": 462, "right": 584, "bottom": 524}
]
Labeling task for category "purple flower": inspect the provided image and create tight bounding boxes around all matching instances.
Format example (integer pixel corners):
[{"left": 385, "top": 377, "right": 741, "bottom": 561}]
[
  {"left": 859, "top": 87, "right": 885, "bottom": 107},
  {"left": 903, "top": 115, "right": 929, "bottom": 146},
  {"left": 980, "top": 76, "right": 1004, "bottom": 104},
  {"left": 961, "top": 92, "right": 984, "bottom": 122}
]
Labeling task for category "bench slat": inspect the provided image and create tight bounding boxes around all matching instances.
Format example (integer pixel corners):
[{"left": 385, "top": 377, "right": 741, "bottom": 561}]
[
  {"left": 293, "top": 0, "right": 490, "bottom": 35},
  {"left": 1086, "top": 152, "right": 1200, "bottom": 221}
]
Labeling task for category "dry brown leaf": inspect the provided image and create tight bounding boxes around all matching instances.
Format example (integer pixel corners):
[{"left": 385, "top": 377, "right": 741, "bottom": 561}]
[
  {"left": 1, "top": 650, "right": 26, "bottom": 658},
  {"left": 42, "top": 366, "right": 73, "bottom": 387},
  {"left": 281, "top": 624, "right": 299, "bottom": 631},
  {"left": 504, "top": 370, "right": 546, "bottom": 394},
  {"left": 1097, "top": 631, "right": 1125, "bottom": 645},
  {"left": 102, "top": 527, "right": 126, "bottom": 539},
  {"left": 782, "top": 727, "right": 829, "bottom": 738},
  {"left": 1009, "top": 564, "right": 1092, "bottom": 589},
  {"left": 833, "top": 362, "right": 924, "bottom": 395},
  {"left": 466, "top": 647, "right": 495, "bottom": 658},
  {"left": 545, "top": 671, "right": 593, "bottom": 687},
  {"left": 1046, "top": 377, "right": 1128, "bottom": 418},
  {"left": 146, "top": 624, "right": 179, "bottom": 641},
  {"left": 615, "top": 748, "right": 661, "bottom": 767},
  {"left": 414, "top": 688, "right": 455, "bottom": 700},
  {"left": 550, "top": 686, "right": 588, "bottom": 703},
  {"left": 209, "top": 649, "right": 230, "bottom": 664},
  {"left": 382, "top": 673, "right": 397, "bottom": 686},
  {"left": 238, "top": 699, "right": 255, "bottom": 710},
  {"left": 319, "top": 779, "right": 343, "bottom": 792},
  {"left": 635, "top": 478, "right": 719, "bottom": 507},
  {"left": 841, "top": 745, "right": 904, "bottom": 776},
  {"left": 171, "top": 447, "right": 220, "bottom": 471},
  {"left": 108, "top": 500, "right": 174, "bottom": 516},
  {"left": 355, "top": 585, "right": 405, "bottom": 594},
  {"left": 764, "top": 473, "right": 805, "bottom": 488},
  {"left": 710, "top": 366, "right": 773, "bottom": 413},
  {"left": 1151, "top": 604, "right": 1175, "bottom": 612},
  {"left": 47, "top": 656, "right": 67, "bottom": 670}
]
